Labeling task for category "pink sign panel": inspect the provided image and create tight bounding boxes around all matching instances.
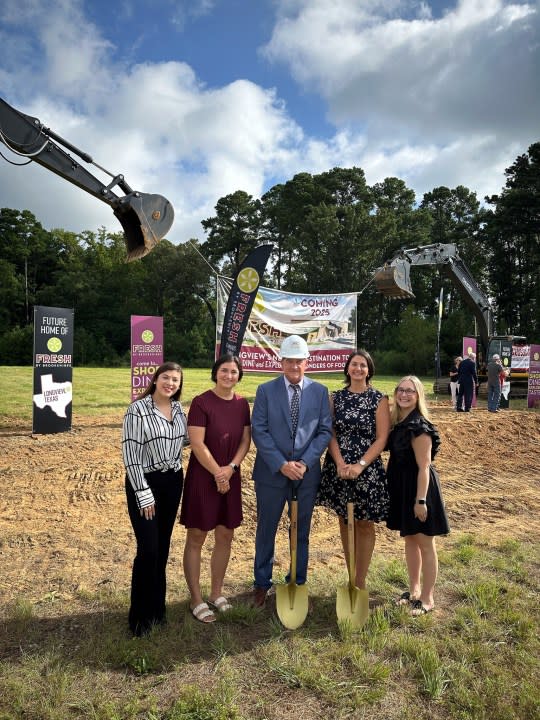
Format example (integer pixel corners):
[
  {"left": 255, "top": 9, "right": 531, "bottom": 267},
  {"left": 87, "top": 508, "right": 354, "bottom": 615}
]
[
  {"left": 130, "top": 315, "right": 164, "bottom": 401},
  {"left": 527, "top": 344, "right": 540, "bottom": 409}
]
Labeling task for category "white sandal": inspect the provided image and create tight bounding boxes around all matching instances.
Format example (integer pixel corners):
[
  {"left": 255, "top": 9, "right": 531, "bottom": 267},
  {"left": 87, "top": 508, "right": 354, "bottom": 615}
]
[
  {"left": 191, "top": 602, "right": 216, "bottom": 623},
  {"left": 208, "top": 596, "right": 233, "bottom": 612}
]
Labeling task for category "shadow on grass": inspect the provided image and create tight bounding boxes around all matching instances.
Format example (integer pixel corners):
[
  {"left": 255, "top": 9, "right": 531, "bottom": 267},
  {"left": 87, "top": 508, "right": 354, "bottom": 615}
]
[{"left": 0, "top": 588, "right": 389, "bottom": 674}]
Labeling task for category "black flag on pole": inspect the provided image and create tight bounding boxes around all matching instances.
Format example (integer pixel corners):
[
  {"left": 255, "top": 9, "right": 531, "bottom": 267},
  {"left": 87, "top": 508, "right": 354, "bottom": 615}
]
[{"left": 218, "top": 244, "right": 272, "bottom": 357}]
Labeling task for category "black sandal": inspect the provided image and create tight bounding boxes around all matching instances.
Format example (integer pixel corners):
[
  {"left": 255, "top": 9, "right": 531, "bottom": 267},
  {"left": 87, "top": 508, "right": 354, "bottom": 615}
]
[
  {"left": 397, "top": 591, "right": 412, "bottom": 606},
  {"left": 410, "top": 599, "right": 433, "bottom": 616}
]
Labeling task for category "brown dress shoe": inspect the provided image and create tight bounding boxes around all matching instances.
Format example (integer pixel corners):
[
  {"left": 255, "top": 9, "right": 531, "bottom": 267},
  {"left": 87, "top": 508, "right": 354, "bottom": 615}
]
[{"left": 252, "top": 586, "right": 268, "bottom": 608}]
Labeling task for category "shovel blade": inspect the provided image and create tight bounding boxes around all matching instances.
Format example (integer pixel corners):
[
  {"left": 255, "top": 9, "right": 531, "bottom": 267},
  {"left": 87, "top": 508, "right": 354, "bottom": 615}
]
[
  {"left": 336, "top": 585, "right": 369, "bottom": 629},
  {"left": 276, "top": 583, "right": 309, "bottom": 630}
]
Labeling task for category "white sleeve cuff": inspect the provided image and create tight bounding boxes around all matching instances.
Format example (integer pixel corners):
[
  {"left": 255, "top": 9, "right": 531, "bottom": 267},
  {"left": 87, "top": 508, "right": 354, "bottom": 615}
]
[{"left": 135, "top": 487, "right": 155, "bottom": 509}]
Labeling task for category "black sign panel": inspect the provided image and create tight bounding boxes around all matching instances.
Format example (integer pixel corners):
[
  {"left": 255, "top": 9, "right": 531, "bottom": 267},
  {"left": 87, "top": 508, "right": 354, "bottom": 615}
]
[{"left": 32, "top": 306, "right": 74, "bottom": 434}]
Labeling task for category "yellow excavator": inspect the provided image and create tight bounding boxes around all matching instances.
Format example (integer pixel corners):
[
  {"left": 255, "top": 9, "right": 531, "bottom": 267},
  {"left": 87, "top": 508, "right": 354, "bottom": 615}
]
[{"left": 0, "top": 97, "right": 173, "bottom": 261}]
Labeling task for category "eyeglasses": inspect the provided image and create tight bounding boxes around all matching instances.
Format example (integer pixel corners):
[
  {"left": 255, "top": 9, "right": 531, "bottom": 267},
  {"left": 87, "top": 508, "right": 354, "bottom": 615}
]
[{"left": 395, "top": 387, "right": 416, "bottom": 395}]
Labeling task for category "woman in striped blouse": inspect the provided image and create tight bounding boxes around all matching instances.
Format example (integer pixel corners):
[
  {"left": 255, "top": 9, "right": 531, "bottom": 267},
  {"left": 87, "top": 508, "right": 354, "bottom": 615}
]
[{"left": 122, "top": 361, "right": 189, "bottom": 636}]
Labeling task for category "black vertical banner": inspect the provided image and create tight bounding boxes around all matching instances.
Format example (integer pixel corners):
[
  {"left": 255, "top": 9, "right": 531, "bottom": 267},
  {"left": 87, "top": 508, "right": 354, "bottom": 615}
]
[
  {"left": 218, "top": 244, "right": 272, "bottom": 358},
  {"left": 32, "top": 306, "right": 74, "bottom": 434}
]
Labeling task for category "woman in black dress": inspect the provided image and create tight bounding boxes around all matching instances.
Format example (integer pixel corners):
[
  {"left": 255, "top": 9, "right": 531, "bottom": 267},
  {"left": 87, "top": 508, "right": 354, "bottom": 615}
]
[{"left": 386, "top": 376, "right": 449, "bottom": 615}]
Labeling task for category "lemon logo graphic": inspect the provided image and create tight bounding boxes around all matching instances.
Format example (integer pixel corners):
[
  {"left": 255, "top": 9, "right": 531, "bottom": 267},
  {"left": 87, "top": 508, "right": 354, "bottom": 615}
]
[
  {"left": 47, "top": 337, "right": 62, "bottom": 353},
  {"left": 141, "top": 330, "right": 154, "bottom": 343},
  {"left": 237, "top": 267, "right": 259, "bottom": 293},
  {"left": 253, "top": 291, "right": 265, "bottom": 314}
]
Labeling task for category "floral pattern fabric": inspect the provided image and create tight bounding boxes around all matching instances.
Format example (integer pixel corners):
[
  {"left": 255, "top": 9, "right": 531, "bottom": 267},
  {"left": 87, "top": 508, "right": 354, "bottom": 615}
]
[{"left": 316, "top": 387, "right": 389, "bottom": 522}]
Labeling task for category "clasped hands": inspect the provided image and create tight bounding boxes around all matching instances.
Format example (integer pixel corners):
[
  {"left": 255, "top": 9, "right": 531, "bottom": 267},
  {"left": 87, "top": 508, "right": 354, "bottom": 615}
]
[
  {"left": 337, "top": 462, "right": 363, "bottom": 480},
  {"left": 281, "top": 460, "right": 307, "bottom": 481},
  {"left": 214, "top": 465, "right": 233, "bottom": 494}
]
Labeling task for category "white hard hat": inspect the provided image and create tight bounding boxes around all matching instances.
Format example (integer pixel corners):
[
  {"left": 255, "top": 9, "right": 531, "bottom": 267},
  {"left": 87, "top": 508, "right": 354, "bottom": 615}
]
[
  {"left": 280, "top": 335, "right": 309, "bottom": 359},
  {"left": 492, "top": 354, "right": 500, "bottom": 360}
]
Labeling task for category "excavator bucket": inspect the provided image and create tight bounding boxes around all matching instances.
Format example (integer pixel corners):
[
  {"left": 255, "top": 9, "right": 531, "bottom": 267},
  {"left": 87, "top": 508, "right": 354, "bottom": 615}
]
[
  {"left": 114, "top": 193, "right": 175, "bottom": 261},
  {"left": 374, "top": 262, "right": 415, "bottom": 299}
]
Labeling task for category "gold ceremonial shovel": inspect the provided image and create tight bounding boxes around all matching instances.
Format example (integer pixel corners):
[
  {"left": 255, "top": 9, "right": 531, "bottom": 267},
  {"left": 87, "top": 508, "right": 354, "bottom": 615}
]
[
  {"left": 276, "top": 482, "right": 309, "bottom": 629},
  {"left": 336, "top": 481, "right": 369, "bottom": 628}
]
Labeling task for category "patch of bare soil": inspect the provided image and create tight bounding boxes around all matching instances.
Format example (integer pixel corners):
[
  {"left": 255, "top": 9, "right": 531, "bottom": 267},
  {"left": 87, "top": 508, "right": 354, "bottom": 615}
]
[{"left": 0, "top": 404, "right": 539, "bottom": 612}]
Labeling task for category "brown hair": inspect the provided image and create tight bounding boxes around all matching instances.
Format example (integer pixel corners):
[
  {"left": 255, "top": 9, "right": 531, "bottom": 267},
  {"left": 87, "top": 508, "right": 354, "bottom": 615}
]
[
  {"left": 343, "top": 349, "right": 375, "bottom": 387},
  {"left": 137, "top": 362, "right": 183, "bottom": 401}
]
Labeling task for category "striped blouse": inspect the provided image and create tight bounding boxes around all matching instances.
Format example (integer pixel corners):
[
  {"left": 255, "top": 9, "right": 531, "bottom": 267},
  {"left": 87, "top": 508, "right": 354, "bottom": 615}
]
[{"left": 122, "top": 394, "right": 189, "bottom": 509}]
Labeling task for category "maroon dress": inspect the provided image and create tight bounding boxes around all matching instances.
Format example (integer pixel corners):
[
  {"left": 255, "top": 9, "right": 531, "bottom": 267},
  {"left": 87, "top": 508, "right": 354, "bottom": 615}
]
[{"left": 180, "top": 390, "right": 250, "bottom": 530}]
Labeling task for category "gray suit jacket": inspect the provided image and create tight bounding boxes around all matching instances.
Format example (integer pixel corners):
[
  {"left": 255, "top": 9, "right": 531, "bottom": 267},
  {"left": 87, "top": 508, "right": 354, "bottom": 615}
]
[{"left": 251, "top": 375, "right": 332, "bottom": 488}]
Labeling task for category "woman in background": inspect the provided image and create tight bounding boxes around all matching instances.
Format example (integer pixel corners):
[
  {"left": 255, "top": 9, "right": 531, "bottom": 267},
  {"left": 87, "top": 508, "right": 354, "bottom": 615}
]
[
  {"left": 180, "top": 354, "right": 251, "bottom": 623},
  {"left": 122, "top": 362, "right": 189, "bottom": 636},
  {"left": 386, "top": 376, "right": 449, "bottom": 615},
  {"left": 449, "top": 356, "right": 461, "bottom": 409}
]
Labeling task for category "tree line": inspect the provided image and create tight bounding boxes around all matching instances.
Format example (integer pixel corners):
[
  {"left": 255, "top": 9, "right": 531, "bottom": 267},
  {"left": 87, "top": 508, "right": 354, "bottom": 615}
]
[{"left": 1, "top": 142, "right": 538, "bottom": 373}]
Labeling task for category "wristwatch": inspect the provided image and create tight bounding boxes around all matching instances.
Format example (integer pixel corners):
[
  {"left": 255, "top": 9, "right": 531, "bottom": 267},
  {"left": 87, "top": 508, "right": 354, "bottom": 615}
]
[
  {"left": 359, "top": 459, "right": 367, "bottom": 467},
  {"left": 229, "top": 463, "right": 239, "bottom": 472},
  {"left": 416, "top": 498, "right": 426, "bottom": 505}
]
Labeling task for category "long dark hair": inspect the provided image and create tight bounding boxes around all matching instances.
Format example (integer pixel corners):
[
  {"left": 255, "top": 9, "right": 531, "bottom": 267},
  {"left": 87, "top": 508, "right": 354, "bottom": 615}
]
[
  {"left": 211, "top": 353, "right": 243, "bottom": 382},
  {"left": 343, "top": 349, "right": 375, "bottom": 387},
  {"left": 138, "top": 362, "right": 183, "bottom": 401}
]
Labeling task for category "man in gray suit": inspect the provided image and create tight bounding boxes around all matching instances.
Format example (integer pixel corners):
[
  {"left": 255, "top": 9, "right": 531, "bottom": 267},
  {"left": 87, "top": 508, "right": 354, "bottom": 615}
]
[{"left": 251, "top": 335, "right": 333, "bottom": 607}]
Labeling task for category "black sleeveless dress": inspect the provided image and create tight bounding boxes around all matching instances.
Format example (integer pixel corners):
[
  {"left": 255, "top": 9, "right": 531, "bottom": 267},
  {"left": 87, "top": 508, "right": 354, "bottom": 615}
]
[{"left": 386, "top": 410, "right": 449, "bottom": 537}]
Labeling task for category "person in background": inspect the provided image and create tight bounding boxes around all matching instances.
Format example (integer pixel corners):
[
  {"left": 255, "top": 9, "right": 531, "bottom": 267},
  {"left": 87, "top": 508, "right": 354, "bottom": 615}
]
[
  {"left": 251, "top": 335, "right": 333, "bottom": 608},
  {"left": 449, "top": 356, "right": 462, "bottom": 409},
  {"left": 180, "top": 354, "right": 251, "bottom": 623},
  {"left": 486, "top": 353, "right": 505, "bottom": 413},
  {"left": 386, "top": 376, "right": 450, "bottom": 615},
  {"left": 456, "top": 351, "right": 478, "bottom": 412},
  {"left": 316, "top": 350, "right": 390, "bottom": 591},
  {"left": 122, "top": 362, "right": 189, "bottom": 636}
]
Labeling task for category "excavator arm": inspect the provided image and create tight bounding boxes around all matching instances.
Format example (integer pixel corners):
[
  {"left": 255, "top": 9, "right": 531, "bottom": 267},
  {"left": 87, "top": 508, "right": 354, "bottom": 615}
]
[
  {"left": 0, "top": 97, "right": 174, "bottom": 261},
  {"left": 374, "top": 243, "right": 494, "bottom": 351}
]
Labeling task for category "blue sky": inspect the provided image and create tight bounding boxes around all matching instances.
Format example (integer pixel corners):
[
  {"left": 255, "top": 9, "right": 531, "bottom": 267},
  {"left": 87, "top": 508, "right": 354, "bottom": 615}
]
[{"left": 1, "top": 0, "right": 538, "bottom": 245}]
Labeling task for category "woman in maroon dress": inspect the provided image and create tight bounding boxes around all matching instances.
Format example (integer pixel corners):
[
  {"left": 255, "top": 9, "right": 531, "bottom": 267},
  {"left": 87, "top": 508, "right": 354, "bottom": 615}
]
[{"left": 180, "top": 354, "right": 251, "bottom": 623}]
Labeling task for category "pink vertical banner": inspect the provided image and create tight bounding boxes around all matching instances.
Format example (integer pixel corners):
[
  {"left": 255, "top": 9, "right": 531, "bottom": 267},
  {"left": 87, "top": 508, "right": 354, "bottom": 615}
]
[
  {"left": 462, "top": 336, "right": 478, "bottom": 407},
  {"left": 527, "top": 344, "right": 540, "bottom": 409},
  {"left": 130, "top": 315, "right": 164, "bottom": 401}
]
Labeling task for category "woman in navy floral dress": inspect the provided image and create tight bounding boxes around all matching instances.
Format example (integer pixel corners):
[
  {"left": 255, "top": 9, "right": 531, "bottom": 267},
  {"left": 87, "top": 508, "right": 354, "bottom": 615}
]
[{"left": 317, "top": 350, "right": 390, "bottom": 590}]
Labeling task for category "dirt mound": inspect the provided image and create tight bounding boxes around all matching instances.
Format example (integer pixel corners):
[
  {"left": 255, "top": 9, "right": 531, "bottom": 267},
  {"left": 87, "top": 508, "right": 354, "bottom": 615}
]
[{"left": 0, "top": 404, "right": 538, "bottom": 608}]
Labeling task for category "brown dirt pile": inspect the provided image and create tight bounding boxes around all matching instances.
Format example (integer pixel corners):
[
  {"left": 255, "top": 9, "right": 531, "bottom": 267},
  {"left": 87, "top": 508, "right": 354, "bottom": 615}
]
[{"left": 0, "top": 404, "right": 539, "bottom": 609}]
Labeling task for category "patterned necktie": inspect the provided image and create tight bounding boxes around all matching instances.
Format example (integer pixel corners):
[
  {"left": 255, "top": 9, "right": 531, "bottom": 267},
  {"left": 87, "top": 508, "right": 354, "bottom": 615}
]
[{"left": 290, "top": 384, "right": 300, "bottom": 437}]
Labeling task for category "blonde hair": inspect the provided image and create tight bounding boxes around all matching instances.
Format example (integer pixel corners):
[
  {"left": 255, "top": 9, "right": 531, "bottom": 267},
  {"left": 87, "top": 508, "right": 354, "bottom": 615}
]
[{"left": 390, "top": 375, "right": 430, "bottom": 426}]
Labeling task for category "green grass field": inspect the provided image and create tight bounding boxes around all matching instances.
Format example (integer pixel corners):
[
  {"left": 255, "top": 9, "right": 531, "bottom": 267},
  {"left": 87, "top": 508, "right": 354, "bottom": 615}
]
[
  {"left": 1, "top": 537, "right": 538, "bottom": 720},
  {"left": 1, "top": 366, "right": 442, "bottom": 422}
]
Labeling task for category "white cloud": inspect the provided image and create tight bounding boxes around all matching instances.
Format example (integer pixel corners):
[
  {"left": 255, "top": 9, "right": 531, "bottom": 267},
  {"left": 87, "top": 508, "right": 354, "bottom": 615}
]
[
  {"left": 0, "top": 0, "right": 302, "bottom": 243},
  {"left": 262, "top": 0, "right": 539, "bottom": 200}
]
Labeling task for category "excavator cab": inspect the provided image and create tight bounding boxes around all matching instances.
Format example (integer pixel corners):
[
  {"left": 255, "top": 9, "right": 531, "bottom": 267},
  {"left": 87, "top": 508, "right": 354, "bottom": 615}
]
[
  {"left": 374, "top": 260, "right": 415, "bottom": 299},
  {"left": 114, "top": 193, "right": 175, "bottom": 261}
]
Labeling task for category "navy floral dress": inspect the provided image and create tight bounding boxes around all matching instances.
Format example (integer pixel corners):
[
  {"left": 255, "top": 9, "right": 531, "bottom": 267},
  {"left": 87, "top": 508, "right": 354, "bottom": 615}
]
[
  {"left": 386, "top": 410, "right": 450, "bottom": 537},
  {"left": 316, "top": 387, "right": 389, "bottom": 521}
]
